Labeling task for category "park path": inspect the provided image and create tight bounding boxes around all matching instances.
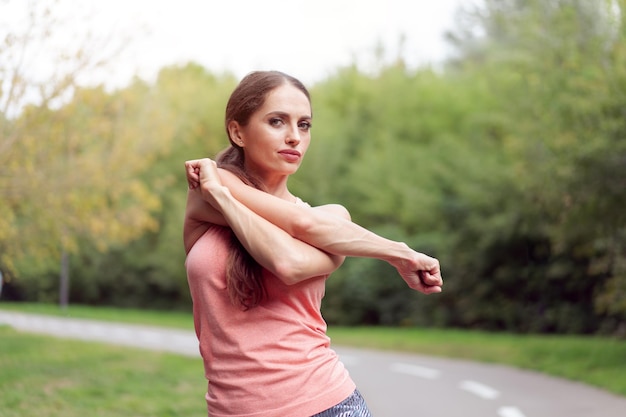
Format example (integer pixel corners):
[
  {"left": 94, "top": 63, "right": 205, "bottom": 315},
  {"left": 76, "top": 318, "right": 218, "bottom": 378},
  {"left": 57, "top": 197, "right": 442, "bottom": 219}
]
[
  {"left": 0, "top": 309, "right": 199, "bottom": 356},
  {"left": 2, "top": 310, "right": 626, "bottom": 417}
]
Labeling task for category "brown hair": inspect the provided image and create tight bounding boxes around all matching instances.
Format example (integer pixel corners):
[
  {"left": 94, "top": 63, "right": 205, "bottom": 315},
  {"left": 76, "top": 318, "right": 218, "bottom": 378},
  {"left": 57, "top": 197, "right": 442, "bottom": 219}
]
[{"left": 216, "top": 71, "right": 311, "bottom": 309}]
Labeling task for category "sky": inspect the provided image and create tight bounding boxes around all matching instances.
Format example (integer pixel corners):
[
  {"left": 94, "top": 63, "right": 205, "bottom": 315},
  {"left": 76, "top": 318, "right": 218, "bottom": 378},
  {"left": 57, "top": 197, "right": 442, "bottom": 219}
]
[{"left": 2, "top": 0, "right": 469, "bottom": 89}]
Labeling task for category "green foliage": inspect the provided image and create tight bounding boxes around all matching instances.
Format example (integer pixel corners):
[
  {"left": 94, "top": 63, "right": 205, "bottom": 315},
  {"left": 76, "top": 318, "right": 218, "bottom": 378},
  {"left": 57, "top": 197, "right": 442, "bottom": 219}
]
[{"left": 435, "top": 0, "right": 626, "bottom": 333}]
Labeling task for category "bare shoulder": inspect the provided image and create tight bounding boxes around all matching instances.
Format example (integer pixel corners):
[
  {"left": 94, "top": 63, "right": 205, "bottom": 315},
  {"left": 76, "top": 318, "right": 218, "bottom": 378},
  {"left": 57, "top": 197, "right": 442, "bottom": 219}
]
[
  {"left": 183, "top": 189, "right": 226, "bottom": 254},
  {"left": 217, "top": 167, "right": 242, "bottom": 186},
  {"left": 313, "top": 203, "right": 351, "bottom": 221}
]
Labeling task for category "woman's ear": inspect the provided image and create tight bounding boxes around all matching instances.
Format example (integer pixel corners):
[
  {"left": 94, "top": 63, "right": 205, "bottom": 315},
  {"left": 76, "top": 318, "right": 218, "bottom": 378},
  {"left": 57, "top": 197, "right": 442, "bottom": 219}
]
[{"left": 228, "top": 121, "right": 245, "bottom": 147}]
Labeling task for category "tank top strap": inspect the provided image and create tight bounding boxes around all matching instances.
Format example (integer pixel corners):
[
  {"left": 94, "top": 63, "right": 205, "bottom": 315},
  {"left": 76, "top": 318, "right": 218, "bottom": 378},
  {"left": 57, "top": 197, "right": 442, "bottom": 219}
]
[{"left": 294, "top": 196, "right": 311, "bottom": 207}]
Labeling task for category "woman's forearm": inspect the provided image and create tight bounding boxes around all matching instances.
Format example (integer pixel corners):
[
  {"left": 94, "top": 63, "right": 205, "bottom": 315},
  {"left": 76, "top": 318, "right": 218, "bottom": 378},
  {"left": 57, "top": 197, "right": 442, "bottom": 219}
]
[{"left": 219, "top": 169, "right": 413, "bottom": 263}]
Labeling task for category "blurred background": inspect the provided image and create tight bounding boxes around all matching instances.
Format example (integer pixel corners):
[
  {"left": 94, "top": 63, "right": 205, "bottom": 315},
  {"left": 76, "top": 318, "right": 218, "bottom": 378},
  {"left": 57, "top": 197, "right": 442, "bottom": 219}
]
[{"left": 1, "top": 0, "right": 624, "bottom": 336}]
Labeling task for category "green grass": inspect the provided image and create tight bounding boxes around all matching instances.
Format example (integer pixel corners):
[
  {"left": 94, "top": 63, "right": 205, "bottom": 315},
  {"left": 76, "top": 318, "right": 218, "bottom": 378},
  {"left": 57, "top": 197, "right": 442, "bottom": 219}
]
[
  {"left": 0, "top": 326, "right": 206, "bottom": 417},
  {"left": 1, "top": 301, "right": 625, "bottom": 412}
]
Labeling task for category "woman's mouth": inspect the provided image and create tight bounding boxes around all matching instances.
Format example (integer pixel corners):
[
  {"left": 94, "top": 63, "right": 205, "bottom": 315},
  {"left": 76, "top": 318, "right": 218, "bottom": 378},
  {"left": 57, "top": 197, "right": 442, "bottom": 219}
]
[{"left": 278, "top": 150, "right": 301, "bottom": 162}]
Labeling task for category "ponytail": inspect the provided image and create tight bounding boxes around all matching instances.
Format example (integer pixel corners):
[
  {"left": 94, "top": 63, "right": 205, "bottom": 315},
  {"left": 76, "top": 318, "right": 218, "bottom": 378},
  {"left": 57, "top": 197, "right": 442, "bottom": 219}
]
[{"left": 216, "top": 146, "right": 266, "bottom": 309}]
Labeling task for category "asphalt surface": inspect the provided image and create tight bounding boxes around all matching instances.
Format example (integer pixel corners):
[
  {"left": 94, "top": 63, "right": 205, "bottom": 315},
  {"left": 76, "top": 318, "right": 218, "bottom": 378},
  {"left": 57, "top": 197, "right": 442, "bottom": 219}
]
[{"left": 2, "top": 310, "right": 626, "bottom": 417}]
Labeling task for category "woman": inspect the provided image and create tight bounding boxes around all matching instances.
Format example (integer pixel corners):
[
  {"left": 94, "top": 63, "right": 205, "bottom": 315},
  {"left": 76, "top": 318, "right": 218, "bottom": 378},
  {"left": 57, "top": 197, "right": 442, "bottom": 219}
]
[{"left": 184, "top": 71, "right": 442, "bottom": 417}]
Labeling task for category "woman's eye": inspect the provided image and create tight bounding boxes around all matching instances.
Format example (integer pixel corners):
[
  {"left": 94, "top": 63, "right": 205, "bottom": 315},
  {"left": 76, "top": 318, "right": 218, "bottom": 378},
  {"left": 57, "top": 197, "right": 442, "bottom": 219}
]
[
  {"left": 269, "top": 118, "right": 284, "bottom": 127},
  {"left": 299, "top": 121, "right": 312, "bottom": 131}
]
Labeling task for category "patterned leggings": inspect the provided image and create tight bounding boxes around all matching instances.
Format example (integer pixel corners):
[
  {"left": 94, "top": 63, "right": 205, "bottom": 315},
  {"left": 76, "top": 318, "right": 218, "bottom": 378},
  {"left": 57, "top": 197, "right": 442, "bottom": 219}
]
[{"left": 310, "top": 389, "right": 373, "bottom": 417}]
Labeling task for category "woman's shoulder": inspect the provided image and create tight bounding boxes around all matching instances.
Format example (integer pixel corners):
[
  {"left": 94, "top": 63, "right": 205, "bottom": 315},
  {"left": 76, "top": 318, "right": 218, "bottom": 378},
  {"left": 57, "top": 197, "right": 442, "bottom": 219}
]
[
  {"left": 306, "top": 201, "right": 351, "bottom": 221},
  {"left": 184, "top": 219, "right": 231, "bottom": 255}
]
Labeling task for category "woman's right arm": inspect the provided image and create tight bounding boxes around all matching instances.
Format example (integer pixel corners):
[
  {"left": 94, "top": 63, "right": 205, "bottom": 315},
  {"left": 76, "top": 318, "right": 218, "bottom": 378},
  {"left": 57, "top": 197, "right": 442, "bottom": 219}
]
[{"left": 186, "top": 159, "right": 443, "bottom": 294}]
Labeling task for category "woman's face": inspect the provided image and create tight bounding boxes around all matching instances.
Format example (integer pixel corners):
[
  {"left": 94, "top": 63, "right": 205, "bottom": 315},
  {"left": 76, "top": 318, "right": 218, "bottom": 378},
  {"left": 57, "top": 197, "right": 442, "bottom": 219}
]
[{"left": 233, "top": 83, "right": 312, "bottom": 180}]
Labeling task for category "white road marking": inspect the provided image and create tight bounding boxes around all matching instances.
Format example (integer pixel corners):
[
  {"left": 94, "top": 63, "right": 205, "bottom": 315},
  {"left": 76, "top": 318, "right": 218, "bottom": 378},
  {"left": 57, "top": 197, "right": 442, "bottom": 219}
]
[
  {"left": 498, "top": 406, "right": 527, "bottom": 417},
  {"left": 387, "top": 363, "right": 525, "bottom": 417},
  {"left": 459, "top": 380, "right": 500, "bottom": 400},
  {"left": 390, "top": 362, "right": 441, "bottom": 379}
]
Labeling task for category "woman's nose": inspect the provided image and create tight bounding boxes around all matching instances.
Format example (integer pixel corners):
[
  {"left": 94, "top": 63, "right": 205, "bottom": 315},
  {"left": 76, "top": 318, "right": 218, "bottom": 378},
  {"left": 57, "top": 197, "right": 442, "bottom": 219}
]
[{"left": 286, "top": 124, "right": 301, "bottom": 145}]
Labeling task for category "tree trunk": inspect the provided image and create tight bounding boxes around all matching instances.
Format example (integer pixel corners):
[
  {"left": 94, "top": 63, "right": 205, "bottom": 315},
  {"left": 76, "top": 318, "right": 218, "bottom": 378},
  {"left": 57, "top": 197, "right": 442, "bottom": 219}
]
[{"left": 59, "top": 250, "right": 70, "bottom": 310}]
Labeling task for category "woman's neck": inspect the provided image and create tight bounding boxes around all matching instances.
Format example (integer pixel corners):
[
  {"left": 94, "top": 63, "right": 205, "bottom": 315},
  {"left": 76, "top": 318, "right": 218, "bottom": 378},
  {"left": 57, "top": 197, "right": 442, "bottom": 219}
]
[
  {"left": 244, "top": 161, "right": 295, "bottom": 201},
  {"left": 259, "top": 175, "right": 293, "bottom": 202}
]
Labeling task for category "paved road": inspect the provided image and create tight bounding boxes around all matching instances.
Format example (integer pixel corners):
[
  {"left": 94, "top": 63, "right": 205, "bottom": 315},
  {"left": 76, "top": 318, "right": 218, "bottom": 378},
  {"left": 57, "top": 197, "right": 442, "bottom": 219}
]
[{"left": 2, "top": 310, "right": 625, "bottom": 417}]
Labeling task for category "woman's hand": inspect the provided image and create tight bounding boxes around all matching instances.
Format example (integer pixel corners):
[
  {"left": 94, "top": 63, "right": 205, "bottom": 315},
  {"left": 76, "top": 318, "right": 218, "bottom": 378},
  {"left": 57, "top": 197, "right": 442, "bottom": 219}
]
[
  {"left": 392, "top": 249, "right": 443, "bottom": 295},
  {"left": 185, "top": 158, "right": 227, "bottom": 210},
  {"left": 185, "top": 158, "right": 208, "bottom": 190}
]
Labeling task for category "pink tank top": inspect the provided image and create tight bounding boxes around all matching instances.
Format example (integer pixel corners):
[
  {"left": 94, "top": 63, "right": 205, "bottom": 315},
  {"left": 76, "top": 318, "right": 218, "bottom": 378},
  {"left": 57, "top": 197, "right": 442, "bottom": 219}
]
[{"left": 185, "top": 222, "right": 355, "bottom": 417}]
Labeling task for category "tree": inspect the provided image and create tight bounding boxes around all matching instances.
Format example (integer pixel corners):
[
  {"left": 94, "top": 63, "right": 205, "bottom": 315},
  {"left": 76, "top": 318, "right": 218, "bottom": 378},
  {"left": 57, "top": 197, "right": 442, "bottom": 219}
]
[
  {"left": 64, "top": 65, "right": 238, "bottom": 309},
  {"left": 441, "top": 0, "right": 626, "bottom": 332},
  {"left": 0, "top": 1, "right": 161, "bottom": 307}
]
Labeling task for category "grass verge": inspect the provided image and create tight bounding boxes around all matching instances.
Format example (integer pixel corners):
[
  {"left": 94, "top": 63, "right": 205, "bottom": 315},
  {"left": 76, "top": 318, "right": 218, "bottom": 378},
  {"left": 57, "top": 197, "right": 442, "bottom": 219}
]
[
  {"left": 0, "top": 326, "right": 205, "bottom": 417},
  {"left": 0, "top": 302, "right": 194, "bottom": 330}
]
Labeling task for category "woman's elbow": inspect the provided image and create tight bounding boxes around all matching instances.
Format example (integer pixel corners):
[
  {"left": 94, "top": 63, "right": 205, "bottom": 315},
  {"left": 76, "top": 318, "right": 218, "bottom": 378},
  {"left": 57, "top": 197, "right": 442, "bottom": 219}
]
[
  {"left": 272, "top": 259, "right": 306, "bottom": 285},
  {"left": 272, "top": 252, "right": 327, "bottom": 285},
  {"left": 272, "top": 253, "right": 341, "bottom": 286},
  {"left": 290, "top": 214, "right": 316, "bottom": 239},
  {"left": 292, "top": 205, "right": 351, "bottom": 239}
]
